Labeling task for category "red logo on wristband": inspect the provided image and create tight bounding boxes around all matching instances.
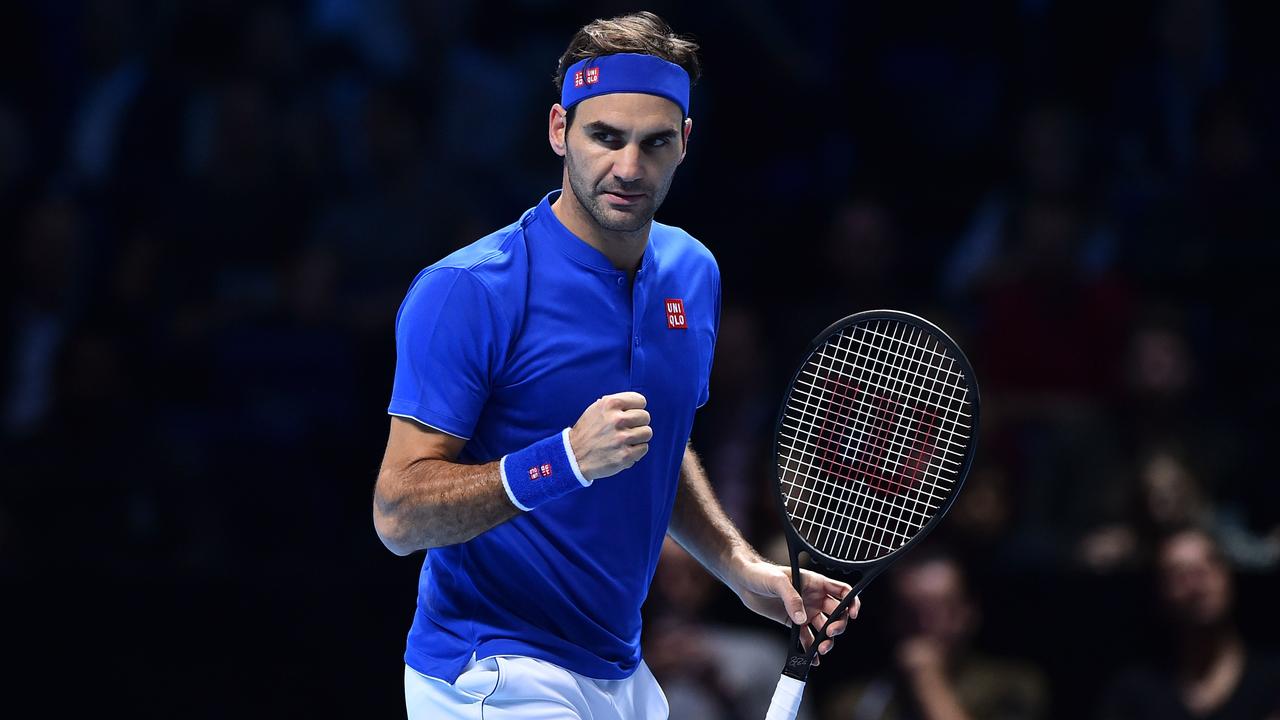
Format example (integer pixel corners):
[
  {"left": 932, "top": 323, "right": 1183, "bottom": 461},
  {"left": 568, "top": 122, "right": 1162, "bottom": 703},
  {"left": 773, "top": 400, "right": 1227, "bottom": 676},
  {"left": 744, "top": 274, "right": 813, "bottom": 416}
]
[
  {"left": 665, "top": 298, "right": 687, "bottom": 329},
  {"left": 527, "top": 467, "right": 539, "bottom": 480},
  {"left": 540, "top": 463, "right": 553, "bottom": 477}
]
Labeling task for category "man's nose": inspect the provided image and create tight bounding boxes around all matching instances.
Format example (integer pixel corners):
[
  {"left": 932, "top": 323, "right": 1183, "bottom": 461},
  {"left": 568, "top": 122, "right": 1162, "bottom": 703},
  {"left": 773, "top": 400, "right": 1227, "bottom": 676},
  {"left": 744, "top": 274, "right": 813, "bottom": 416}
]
[{"left": 611, "top": 143, "right": 644, "bottom": 184}]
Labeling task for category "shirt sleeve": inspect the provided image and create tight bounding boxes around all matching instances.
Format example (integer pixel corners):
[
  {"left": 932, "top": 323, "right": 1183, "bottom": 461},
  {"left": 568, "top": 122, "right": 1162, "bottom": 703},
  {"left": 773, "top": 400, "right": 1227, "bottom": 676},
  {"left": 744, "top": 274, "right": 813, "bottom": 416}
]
[
  {"left": 696, "top": 261, "right": 721, "bottom": 408},
  {"left": 387, "top": 267, "right": 508, "bottom": 439}
]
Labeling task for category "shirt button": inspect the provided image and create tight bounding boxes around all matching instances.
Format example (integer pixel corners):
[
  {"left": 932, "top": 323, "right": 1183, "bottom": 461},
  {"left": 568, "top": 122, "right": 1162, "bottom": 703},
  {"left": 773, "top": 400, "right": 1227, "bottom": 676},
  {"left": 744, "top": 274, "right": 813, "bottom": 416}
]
[
  {"left": 634, "top": 336, "right": 640, "bottom": 346},
  {"left": 616, "top": 276, "right": 625, "bottom": 286}
]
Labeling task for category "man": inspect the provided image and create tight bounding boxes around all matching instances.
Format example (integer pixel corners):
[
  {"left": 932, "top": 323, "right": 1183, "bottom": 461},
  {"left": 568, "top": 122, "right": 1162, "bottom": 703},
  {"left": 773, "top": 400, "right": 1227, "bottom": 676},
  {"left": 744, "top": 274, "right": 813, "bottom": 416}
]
[
  {"left": 1099, "top": 528, "right": 1280, "bottom": 720},
  {"left": 373, "top": 12, "right": 858, "bottom": 719},
  {"left": 827, "top": 549, "right": 1047, "bottom": 720}
]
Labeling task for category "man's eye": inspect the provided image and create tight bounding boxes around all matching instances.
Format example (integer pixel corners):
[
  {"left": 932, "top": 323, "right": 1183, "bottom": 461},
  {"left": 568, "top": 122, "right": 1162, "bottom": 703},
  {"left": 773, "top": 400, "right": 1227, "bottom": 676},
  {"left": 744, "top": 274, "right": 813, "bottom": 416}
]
[
  {"left": 593, "top": 132, "right": 618, "bottom": 143},
  {"left": 646, "top": 138, "right": 668, "bottom": 148}
]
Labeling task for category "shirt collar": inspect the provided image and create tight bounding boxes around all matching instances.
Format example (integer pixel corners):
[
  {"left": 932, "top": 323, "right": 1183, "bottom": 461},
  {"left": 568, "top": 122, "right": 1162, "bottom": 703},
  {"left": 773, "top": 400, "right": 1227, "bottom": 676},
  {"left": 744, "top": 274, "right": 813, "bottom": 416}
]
[{"left": 529, "top": 190, "right": 656, "bottom": 274}]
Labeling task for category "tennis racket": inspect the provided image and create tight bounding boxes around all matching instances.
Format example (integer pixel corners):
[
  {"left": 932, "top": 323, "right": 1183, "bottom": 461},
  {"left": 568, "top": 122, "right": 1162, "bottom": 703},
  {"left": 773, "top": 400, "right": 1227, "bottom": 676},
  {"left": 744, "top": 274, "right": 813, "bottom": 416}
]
[{"left": 764, "top": 310, "right": 980, "bottom": 720}]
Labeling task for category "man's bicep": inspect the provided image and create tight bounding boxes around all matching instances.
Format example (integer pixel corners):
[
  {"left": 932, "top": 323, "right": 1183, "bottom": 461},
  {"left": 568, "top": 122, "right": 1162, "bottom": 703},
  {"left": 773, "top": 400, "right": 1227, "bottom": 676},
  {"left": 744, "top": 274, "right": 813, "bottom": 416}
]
[{"left": 384, "top": 416, "right": 467, "bottom": 468}]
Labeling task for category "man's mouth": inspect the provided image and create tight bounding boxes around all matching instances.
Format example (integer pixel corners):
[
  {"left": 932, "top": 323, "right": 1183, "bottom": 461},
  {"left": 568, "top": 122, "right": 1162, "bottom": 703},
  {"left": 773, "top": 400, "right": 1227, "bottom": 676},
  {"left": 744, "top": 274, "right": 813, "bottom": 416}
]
[{"left": 602, "top": 191, "right": 646, "bottom": 205}]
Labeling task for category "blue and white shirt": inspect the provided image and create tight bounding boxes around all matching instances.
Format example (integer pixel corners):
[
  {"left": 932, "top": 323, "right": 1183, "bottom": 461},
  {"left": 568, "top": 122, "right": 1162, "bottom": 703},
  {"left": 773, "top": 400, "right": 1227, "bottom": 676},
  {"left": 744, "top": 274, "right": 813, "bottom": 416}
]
[{"left": 388, "top": 190, "right": 720, "bottom": 682}]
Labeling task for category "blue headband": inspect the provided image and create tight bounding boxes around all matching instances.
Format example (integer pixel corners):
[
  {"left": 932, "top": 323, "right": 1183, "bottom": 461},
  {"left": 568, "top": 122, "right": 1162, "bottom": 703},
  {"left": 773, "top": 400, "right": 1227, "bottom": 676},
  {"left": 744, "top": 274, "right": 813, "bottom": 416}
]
[{"left": 561, "top": 53, "right": 691, "bottom": 117}]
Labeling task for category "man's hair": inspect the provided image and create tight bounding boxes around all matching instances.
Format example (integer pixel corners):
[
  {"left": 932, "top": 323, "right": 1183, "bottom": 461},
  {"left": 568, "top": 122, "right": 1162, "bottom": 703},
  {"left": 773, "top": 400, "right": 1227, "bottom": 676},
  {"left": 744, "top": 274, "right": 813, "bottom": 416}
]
[{"left": 553, "top": 11, "right": 701, "bottom": 128}]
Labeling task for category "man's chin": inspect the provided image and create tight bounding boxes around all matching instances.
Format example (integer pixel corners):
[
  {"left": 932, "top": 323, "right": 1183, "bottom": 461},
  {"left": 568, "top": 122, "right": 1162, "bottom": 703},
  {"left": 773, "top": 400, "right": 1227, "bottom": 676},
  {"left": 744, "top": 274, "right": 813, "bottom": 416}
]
[{"left": 595, "top": 205, "right": 653, "bottom": 232}]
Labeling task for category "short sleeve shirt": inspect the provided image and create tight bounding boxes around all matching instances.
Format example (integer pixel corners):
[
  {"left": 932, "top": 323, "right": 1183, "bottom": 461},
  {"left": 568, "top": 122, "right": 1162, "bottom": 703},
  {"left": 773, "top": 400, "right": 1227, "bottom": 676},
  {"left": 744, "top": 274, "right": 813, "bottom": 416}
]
[{"left": 388, "top": 190, "right": 720, "bottom": 681}]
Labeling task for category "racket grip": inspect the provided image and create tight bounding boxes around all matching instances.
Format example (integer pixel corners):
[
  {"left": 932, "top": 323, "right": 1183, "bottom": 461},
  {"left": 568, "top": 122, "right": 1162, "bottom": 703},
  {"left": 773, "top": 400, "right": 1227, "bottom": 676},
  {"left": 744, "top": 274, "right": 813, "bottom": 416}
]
[{"left": 764, "top": 674, "right": 806, "bottom": 720}]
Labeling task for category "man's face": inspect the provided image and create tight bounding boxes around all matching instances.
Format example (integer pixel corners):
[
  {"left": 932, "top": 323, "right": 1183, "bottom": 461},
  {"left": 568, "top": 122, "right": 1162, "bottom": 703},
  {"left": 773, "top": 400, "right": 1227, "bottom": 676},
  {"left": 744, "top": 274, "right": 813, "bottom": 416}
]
[
  {"left": 1159, "top": 531, "right": 1233, "bottom": 628},
  {"left": 562, "top": 93, "right": 688, "bottom": 233},
  {"left": 890, "top": 560, "right": 975, "bottom": 651}
]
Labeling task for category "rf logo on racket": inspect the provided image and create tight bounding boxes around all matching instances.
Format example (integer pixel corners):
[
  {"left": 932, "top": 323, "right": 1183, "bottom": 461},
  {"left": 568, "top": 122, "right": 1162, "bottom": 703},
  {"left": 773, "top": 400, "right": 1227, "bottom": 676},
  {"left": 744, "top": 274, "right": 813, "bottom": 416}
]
[{"left": 665, "top": 298, "right": 687, "bottom": 329}]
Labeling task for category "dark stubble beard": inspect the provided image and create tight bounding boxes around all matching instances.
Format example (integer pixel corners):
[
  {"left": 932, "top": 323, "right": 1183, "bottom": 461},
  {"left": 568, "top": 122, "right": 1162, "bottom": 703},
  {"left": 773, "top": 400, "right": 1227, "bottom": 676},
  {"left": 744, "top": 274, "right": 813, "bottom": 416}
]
[{"left": 564, "top": 142, "right": 674, "bottom": 234}]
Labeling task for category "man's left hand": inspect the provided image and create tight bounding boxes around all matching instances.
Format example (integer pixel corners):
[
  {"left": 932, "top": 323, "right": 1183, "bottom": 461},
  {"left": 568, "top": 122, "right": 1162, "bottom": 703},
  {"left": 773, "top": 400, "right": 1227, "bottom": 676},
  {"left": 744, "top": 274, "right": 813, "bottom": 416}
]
[{"left": 732, "top": 560, "right": 858, "bottom": 666}]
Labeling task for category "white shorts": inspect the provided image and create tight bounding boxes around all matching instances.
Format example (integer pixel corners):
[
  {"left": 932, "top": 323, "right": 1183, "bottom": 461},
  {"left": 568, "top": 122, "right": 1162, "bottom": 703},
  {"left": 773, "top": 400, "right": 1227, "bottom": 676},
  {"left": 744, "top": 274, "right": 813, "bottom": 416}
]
[{"left": 404, "top": 654, "right": 669, "bottom": 719}]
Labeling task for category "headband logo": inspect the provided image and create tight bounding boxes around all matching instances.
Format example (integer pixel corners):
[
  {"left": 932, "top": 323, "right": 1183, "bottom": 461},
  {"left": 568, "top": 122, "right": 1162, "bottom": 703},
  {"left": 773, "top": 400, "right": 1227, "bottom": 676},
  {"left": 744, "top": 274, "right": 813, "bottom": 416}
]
[{"left": 571, "top": 68, "right": 601, "bottom": 90}]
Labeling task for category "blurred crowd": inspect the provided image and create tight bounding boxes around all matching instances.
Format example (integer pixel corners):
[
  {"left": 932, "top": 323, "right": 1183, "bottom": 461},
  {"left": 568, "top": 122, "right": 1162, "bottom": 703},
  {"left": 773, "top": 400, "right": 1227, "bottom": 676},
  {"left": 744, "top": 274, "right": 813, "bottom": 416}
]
[{"left": 2, "top": 0, "right": 1278, "bottom": 718}]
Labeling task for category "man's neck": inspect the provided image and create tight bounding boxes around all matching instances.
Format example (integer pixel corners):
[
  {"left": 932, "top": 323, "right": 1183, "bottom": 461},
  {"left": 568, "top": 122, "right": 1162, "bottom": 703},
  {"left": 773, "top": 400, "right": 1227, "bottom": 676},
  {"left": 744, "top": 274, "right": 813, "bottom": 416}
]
[{"left": 551, "top": 185, "right": 649, "bottom": 274}]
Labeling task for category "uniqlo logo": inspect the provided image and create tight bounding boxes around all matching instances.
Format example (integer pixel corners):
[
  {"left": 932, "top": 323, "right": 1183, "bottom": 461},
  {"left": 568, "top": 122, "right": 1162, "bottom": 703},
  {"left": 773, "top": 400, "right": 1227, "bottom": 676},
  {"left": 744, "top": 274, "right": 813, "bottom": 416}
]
[
  {"left": 527, "top": 467, "right": 540, "bottom": 481},
  {"left": 665, "top": 298, "right": 687, "bottom": 329},
  {"left": 585, "top": 67, "right": 600, "bottom": 84},
  {"left": 539, "top": 463, "right": 553, "bottom": 477},
  {"left": 573, "top": 70, "right": 584, "bottom": 88}
]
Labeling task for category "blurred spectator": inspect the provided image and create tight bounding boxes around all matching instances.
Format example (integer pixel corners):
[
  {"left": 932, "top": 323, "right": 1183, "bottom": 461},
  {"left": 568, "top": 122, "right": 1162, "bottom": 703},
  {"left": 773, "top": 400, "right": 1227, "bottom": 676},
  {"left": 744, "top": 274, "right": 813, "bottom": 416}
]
[
  {"left": 1110, "top": 0, "right": 1227, "bottom": 184},
  {"left": 972, "top": 194, "right": 1131, "bottom": 398},
  {"left": 2, "top": 194, "right": 86, "bottom": 437},
  {"left": 0, "top": 103, "right": 27, "bottom": 198},
  {"left": 819, "top": 196, "right": 907, "bottom": 311},
  {"left": 945, "top": 102, "right": 1113, "bottom": 301},
  {"left": 692, "top": 302, "right": 778, "bottom": 543},
  {"left": 311, "top": 82, "right": 447, "bottom": 336},
  {"left": 64, "top": 0, "right": 146, "bottom": 188},
  {"left": 824, "top": 549, "right": 1047, "bottom": 720},
  {"left": 1077, "top": 445, "right": 1279, "bottom": 573},
  {"left": 941, "top": 461, "right": 1018, "bottom": 570},
  {"left": 645, "top": 538, "right": 810, "bottom": 720},
  {"left": 1098, "top": 528, "right": 1280, "bottom": 720}
]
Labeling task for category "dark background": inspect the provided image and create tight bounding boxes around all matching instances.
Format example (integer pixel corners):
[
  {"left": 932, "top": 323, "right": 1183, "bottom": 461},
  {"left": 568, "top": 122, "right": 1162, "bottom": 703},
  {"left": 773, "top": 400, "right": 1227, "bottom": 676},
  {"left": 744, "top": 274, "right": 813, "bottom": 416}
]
[{"left": 2, "top": 0, "right": 1278, "bottom": 717}]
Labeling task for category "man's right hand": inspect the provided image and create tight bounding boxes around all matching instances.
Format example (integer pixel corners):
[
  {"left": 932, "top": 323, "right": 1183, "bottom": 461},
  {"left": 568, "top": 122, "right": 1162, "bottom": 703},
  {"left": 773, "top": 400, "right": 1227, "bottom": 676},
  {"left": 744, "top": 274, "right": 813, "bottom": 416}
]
[{"left": 568, "top": 392, "right": 652, "bottom": 481}]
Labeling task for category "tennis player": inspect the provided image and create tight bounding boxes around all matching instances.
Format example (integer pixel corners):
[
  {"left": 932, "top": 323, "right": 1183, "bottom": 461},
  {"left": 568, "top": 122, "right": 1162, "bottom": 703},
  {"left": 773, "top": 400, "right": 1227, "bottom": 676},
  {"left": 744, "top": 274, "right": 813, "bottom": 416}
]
[{"left": 374, "top": 12, "right": 858, "bottom": 719}]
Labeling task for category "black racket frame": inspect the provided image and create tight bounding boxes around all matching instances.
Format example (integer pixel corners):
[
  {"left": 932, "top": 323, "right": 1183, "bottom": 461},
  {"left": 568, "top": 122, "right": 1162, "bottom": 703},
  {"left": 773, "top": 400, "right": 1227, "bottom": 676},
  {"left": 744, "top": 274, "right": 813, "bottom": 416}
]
[{"left": 771, "top": 309, "right": 981, "bottom": 681}]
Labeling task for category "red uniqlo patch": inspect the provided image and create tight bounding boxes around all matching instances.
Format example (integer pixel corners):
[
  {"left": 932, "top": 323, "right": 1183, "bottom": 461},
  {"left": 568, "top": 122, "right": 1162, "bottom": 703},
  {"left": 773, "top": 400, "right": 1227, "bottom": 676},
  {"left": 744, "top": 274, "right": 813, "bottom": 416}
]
[
  {"left": 585, "top": 67, "right": 600, "bottom": 84},
  {"left": 665, "top": 298, "right": 687, "bottom": 329},
  {"left": 527, "top": 467, "right": 540, "bottom": 481},
  {"left": 539, "top": 463, "right": 553, "bottom": 478},
  {"left": 573, "top": 70, "right": 584, "bottom": 88}
]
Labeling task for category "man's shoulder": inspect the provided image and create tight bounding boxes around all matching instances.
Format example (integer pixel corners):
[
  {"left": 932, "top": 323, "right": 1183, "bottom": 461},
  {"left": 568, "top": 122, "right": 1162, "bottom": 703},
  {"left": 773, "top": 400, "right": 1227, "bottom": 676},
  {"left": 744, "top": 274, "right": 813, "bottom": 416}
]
[
  {"left": 651, "top": 220, "right": 717, "bottom": 271},
  {"left": 409, "top": 218, "right": 530, "bottom": 299},
  {"left": 430, "top": 218, "right": 528, "bottom": 274}
]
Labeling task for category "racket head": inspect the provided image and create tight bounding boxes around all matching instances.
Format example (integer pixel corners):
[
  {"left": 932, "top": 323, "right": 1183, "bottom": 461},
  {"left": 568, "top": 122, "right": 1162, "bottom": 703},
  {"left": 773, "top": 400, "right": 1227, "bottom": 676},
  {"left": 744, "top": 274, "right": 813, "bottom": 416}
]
[{"left": 772, "top": 309, "right": 981, "bottom": 576}]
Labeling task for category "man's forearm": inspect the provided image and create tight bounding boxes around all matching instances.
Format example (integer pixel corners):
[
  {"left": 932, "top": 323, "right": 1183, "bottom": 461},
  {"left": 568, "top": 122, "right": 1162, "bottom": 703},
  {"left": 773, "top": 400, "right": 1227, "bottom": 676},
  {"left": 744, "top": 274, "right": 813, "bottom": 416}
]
[
  {"left": 374, "top": 458, "right": 519, "bottom": 554},
  {"left": 667, "top": 444, "right": 760, "bottom": 590}
]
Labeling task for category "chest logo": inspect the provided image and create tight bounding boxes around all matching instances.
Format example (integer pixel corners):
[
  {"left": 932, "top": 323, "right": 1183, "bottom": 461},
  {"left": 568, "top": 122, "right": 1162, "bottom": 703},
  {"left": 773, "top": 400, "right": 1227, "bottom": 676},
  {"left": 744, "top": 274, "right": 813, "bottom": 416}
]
[{"left": 665, "top": 298, "right": 688, "bottom": 330}]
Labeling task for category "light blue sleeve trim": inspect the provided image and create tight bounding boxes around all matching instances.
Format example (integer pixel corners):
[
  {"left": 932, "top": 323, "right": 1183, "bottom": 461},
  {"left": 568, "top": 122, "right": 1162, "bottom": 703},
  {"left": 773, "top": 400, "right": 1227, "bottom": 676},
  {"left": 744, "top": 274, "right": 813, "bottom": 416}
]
[{"left": 387, "top": 411, "right": 470, "bottom": 440}]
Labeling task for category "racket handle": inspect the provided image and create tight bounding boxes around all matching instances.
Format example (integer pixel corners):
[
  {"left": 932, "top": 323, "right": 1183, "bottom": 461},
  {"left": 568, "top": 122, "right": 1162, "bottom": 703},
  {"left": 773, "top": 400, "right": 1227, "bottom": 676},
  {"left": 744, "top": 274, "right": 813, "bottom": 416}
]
[{"left": 764, "top": 674, "right": 806, "bottom": 720}]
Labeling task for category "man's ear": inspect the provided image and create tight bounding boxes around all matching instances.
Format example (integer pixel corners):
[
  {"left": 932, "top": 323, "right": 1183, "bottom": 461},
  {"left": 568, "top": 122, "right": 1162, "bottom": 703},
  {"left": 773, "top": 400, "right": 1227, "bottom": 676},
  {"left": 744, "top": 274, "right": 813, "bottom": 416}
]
[
  {"left": 549, "top": 104, "right": 568, "bottom": 157},
  {"left": 679, "top": 116, "right": 693, "bottom": 162}
]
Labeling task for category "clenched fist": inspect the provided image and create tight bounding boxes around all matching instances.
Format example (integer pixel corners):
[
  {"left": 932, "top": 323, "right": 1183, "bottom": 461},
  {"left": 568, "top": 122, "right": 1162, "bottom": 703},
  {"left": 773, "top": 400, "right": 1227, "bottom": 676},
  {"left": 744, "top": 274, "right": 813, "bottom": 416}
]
[{"left": 567, "top": 392, "right": 653, "bottom": 481}]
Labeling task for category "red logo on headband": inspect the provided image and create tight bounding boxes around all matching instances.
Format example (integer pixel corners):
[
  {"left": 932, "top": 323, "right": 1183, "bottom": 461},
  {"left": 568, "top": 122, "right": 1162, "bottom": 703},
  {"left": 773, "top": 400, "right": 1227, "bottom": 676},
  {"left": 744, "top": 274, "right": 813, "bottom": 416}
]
[
  {"left": 585, "top": 67, "right": 600, "bottom": 85},
  {"left": 573, "top": 70, "right": 584, "bottom": 88}
]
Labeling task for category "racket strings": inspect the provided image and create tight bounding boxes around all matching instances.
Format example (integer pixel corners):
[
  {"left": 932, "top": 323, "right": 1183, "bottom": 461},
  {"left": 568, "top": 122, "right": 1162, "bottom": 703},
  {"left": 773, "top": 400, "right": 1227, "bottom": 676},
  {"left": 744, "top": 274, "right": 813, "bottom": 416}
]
[
  {"left": 813, "top": 321, "right": 967, "bottom": 557},
  {"left": 815, "top": 321, "right": 965, "bottom": 557},
  {"left": 778, "top": 319, "right": 973, "bottom": 562}
]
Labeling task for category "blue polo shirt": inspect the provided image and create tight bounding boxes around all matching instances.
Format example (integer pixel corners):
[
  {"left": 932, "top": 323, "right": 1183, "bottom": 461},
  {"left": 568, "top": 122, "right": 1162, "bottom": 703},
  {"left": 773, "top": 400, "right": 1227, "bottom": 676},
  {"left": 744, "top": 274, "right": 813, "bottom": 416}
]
[{"left": 387, "top": 190, "right": 720, "bottom": 682}]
